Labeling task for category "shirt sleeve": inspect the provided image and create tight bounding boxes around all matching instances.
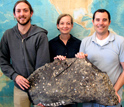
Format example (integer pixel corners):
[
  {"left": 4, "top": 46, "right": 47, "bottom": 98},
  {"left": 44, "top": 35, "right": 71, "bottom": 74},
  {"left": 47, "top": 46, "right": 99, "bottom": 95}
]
[
  {"left": 0, "top": 33, "right": 18, "bottom": 80},
  {"left": 79, "top": 39, "right": 85, "bottom": 53},
  {"left": 119, "top": 39, "right": 124, "bottom": 62},
  {"left": 35, "top": 32, "right": 50, "bottom": 69}
]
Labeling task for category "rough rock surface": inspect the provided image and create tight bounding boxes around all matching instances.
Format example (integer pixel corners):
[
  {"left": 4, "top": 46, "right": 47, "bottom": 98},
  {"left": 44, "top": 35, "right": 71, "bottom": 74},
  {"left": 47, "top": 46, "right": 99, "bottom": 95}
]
[{"left": 27, "top": 58, "right": 119, "bottom": 106}]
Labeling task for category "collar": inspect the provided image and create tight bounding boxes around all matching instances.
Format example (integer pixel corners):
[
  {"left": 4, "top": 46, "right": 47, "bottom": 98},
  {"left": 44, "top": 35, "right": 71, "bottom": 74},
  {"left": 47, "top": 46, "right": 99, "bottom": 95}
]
[
  {"left": 54, "top": 34, "right": 77, "bottom": 42},
  {"left": 92, "top": 31, "right": 115, "bottom": 44}
]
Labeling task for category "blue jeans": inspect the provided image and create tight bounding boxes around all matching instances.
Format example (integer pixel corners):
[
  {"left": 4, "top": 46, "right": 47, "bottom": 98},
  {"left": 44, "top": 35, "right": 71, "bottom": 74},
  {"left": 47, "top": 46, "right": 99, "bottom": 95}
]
[{"left": 81, "top": 103, "right": 121, "bottom": 107}]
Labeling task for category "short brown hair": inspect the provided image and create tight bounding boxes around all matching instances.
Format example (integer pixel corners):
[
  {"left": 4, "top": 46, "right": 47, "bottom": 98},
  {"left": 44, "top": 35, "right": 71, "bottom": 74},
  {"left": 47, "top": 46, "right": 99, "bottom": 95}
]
[
  {"left": 13, "top": 0, "right": 33, "bottom": 14},
  {"left": 93, "top": 9, "right": 111, "bottom": 22},
  {"left": 56, "top": 14, "right": 73, "bottom": 25}
]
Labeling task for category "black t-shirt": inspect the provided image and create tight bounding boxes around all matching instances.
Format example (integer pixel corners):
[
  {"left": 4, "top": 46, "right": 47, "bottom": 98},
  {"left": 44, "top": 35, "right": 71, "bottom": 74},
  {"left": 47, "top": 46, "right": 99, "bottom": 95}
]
[{"left": 49, "top": 35, "right": 81, "bottom": 62}]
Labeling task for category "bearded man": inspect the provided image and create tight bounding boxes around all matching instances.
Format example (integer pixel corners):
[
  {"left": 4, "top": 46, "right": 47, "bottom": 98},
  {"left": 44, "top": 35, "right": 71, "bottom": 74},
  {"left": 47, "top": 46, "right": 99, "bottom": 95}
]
[{"left": 0, "top": 0, "right": 50, "bottom": 107}]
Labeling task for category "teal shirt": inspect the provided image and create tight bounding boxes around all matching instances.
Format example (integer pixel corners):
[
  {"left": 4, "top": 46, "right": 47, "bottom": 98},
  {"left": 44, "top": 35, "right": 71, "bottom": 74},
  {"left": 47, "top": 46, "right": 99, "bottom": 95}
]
[{"left": 79, "top": 31, "right": 124, "bottom": 99}]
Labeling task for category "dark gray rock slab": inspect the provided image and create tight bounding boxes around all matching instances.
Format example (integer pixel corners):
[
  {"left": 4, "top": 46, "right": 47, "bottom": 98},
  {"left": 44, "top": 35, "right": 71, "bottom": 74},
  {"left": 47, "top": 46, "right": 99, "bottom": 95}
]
[{"left": 27, "top": 58, "right": 119, "bottom": 106}]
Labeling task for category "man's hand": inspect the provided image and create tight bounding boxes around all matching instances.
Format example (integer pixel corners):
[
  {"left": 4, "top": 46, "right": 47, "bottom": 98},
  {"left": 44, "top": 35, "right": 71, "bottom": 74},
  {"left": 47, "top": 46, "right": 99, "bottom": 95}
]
[
  {"left": 115, "top": 91, "right": 121, "bottom": 103},
  {"left": 54, "top": 55, "right": 66, "bottom": 60},
  {"left": 75, "top": 52, "right": 88, "bottom": 58},
  {"left": 15, "top": 75, "right": 30, "bottom": 90},
  {"left": 37, "top": 103, "right": 45, "bottom": 107}
]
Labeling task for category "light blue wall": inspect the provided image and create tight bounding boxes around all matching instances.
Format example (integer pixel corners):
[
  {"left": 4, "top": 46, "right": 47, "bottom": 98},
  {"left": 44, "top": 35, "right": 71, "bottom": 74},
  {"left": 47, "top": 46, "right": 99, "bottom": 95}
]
[{"left": 0, "top": 0, "right": 124, "bottom": 107}]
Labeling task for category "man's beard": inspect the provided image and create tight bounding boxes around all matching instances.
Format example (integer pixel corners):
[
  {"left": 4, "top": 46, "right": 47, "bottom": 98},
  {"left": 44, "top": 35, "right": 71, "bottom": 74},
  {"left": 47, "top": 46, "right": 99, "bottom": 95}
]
[{"left": 17, "top": 17, "right": 31, "bottom": 26}]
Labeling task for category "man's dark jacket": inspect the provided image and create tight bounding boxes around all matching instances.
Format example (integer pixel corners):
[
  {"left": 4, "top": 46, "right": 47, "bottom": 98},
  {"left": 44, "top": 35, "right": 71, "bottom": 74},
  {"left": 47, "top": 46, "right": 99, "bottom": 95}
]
[{"left": 0, "top": 24, "right": 50, "bottom": 91}]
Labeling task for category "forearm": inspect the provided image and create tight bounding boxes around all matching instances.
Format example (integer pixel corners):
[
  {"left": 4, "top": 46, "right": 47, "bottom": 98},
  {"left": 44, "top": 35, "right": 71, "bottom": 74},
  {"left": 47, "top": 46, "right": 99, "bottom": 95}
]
[
  {"left": 114, "top": 71, "right": 124, "bottom": 103},
  {"left": 114, "top": 71, "right": 124, "bottom": 92},
  {"left": 0, "top": 36, "right": 17, "bottom": 80},
  {"left": 0, "top": 63, "right": 18, "bottom": 80}
]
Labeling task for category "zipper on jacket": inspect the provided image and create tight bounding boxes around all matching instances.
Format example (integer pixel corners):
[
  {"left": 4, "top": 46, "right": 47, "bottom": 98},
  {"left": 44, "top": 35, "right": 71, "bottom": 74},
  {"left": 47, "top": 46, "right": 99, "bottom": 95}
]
[{"left": 22, "top": 39, "right": 24, "bottom": 42}]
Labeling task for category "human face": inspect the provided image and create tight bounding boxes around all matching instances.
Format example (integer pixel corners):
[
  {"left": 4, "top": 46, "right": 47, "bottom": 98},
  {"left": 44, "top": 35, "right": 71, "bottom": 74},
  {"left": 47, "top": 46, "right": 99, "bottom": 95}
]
[
  {"left": 13, "top": 2, "right": 33, "bottom": 26},
  {"left": 92, "top": 12, "right": 111, "bottom": 36},
  {"left": 57, "top": 16, "right": 73, "bottom": 35}
]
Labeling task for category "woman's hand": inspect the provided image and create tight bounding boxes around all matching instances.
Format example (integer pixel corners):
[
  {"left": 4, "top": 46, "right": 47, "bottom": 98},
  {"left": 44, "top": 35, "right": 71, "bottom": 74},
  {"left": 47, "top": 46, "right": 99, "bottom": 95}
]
[{"left": 54, "top": 55, "right": 66, "bottom": 60}]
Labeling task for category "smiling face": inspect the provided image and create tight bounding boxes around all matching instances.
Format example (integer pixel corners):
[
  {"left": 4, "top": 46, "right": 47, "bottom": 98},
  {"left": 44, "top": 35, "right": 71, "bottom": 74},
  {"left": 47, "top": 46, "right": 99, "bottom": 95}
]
[
  {"left": 57, "top": 16, "right": 73, "bottom": 35},
  {"left": 92, "top": 12, "right": 111, "bottom": 37},
  {"left": 13, "top": 2, "right": 33, "bottom": 26}
]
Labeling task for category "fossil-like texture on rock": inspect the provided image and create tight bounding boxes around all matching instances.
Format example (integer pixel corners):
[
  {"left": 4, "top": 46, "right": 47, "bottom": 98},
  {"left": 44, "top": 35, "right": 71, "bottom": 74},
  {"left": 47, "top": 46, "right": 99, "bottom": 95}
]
[{"left": 27, "top": 58, "right": 119, "bottom": 106}]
